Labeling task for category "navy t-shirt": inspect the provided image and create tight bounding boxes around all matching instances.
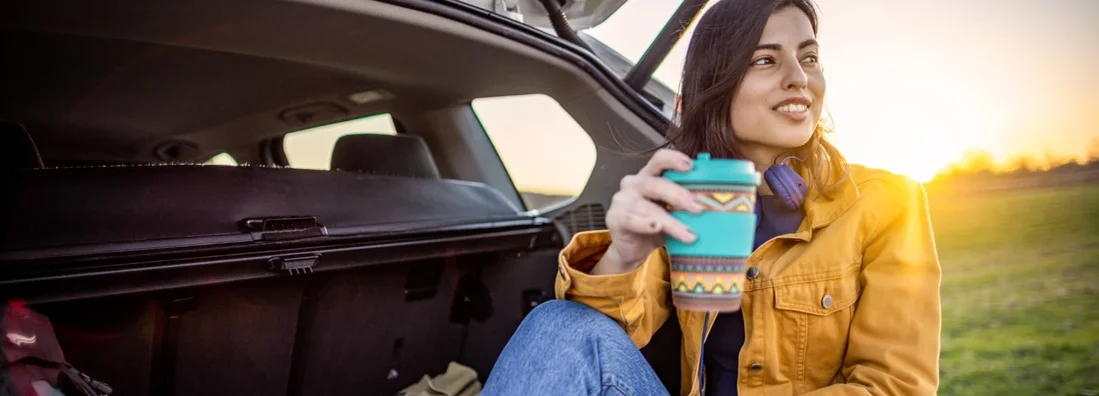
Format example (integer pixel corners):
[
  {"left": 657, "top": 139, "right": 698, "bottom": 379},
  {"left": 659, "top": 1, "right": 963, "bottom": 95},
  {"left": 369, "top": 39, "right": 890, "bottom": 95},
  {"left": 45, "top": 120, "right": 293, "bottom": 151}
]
[{"left": 703, "top": 194, "right": 806, "bottom": 396}]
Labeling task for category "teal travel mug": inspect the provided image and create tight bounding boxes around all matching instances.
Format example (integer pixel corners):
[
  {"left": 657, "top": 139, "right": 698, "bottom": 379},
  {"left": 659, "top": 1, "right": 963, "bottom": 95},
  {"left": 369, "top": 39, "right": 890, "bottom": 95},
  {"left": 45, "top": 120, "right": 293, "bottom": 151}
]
[{"left": 662, "top": 153, "right": 761, "bottom": 312}]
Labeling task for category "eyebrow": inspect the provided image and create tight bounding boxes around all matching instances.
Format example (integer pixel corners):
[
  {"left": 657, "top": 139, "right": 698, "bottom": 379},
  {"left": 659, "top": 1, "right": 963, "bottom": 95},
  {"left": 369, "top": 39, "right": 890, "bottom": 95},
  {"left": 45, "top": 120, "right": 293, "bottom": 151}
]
[{"left": 756, "top": 39, "right": 819, "bottom": 51}]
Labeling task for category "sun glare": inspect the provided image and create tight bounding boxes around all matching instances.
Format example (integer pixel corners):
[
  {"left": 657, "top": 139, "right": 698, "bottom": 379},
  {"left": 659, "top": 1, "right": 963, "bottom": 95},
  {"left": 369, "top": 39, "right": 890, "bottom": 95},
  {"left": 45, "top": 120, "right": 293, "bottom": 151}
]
[{"left": 823, "top": 70, "right": 994, "bottom": 184}]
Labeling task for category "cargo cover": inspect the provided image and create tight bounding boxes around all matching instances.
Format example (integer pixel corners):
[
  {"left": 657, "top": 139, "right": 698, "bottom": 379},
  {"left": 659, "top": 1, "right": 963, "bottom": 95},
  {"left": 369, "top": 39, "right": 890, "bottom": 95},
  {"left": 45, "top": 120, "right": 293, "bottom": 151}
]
[{"left": 1, "top": 165, "right": 538, "bottom": 262}]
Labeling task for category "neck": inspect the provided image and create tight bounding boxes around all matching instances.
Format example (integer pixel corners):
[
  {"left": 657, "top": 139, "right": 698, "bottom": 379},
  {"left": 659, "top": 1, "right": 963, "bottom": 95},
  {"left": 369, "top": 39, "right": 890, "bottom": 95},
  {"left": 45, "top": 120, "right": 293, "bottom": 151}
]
[{"left": 738, "top": 143, "right": 784, "bottom": 196}]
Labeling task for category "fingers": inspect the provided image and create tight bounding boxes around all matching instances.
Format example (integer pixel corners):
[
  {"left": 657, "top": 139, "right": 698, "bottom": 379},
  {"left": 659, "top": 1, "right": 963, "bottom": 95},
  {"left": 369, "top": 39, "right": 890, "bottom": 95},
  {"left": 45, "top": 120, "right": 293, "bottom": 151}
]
[
  {"left": 607, "top": 148, "right": 701, "bottom": 245},
  {"left": 639, "top": 148, "right": 693, "bottom": 177},
  {"left": 611, "top": 191, "right": 697, "bottom": 244},
  {"left": 620, "top": 174, "right": 702, "bottom": 214},
  {"left": 626, "top": 202, "right": 697, "bottom": 244}
]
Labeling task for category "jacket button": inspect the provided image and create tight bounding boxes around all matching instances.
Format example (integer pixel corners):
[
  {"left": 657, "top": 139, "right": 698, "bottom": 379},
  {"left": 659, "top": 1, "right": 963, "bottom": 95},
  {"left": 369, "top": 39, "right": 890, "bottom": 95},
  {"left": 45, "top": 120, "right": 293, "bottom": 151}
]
[
  {"left": 822, "top": 293, "right": 834, "bottom": 309},
  {"left": 748, "top": 362, "right": 763, "bottom": 372},
  {"left": 745, "top": 266, "right": 760, "bottom": 280}
]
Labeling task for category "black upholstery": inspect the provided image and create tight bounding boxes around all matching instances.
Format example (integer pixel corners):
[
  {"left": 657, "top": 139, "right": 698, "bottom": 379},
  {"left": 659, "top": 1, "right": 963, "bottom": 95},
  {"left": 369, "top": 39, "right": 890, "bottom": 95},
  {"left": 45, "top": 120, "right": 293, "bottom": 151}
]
[
  {"left": 1, "top": 120, "right": 45, "bottom": 169},
  {"left": 28, "top": 250, "right": 563, "bottom": 396},
  {"left": 0, "top": 165, "right": 523, "bottom": 256},
  {"left": 330, "top": 134, "right": 441, "bottom": 178}
]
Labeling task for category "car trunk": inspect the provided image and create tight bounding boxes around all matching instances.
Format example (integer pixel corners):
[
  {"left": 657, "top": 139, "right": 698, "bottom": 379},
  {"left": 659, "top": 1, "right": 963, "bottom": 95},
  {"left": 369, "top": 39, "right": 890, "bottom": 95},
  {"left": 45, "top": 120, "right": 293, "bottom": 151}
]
[
  {"left": 18, "top": 248, "right": 566, "bottom": 396},
  {"left": 2, "top": 165, "right": 685, "bottom": 395},
  {"left": 1, "top": 0, "right": 689, "bottom": 391},
  {"left": 1, "top": 165, "right": 567, "bottom": 395}
]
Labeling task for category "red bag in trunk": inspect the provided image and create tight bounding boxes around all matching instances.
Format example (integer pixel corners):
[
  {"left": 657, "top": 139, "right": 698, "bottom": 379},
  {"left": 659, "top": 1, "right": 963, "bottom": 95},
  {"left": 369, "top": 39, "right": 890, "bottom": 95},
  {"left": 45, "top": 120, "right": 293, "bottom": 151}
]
[{"left": 1, "top": 302, "right": 112, "bottom": 396}]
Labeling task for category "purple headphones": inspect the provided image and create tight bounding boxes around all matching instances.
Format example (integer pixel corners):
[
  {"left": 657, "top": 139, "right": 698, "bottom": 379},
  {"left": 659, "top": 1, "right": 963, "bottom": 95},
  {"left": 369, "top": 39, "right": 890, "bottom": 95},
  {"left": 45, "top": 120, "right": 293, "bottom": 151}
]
[{"left": 763, "top": 156, "right": 809, "bottom": 210}]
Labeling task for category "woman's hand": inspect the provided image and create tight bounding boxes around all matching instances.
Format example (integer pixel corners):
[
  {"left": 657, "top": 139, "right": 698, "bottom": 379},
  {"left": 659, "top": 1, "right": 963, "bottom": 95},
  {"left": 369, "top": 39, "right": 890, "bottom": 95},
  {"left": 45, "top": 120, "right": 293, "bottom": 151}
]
[{"left": 591, "top": 149, "right": 704, "bottom": 275}]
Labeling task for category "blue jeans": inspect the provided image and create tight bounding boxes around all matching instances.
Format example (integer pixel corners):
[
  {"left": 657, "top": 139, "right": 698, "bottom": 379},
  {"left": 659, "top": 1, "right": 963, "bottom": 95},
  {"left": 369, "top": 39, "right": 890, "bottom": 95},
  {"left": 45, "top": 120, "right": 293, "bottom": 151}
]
[{"left": 482, "top": 300, "right": 670, "bottom": 396}]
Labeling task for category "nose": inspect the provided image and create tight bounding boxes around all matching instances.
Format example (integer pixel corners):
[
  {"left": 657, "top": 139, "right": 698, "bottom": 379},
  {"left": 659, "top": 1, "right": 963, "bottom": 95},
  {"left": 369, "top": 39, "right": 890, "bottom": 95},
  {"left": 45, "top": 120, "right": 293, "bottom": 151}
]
[{"left": 781, "top": 60, "right": 809, "bottom": 90}]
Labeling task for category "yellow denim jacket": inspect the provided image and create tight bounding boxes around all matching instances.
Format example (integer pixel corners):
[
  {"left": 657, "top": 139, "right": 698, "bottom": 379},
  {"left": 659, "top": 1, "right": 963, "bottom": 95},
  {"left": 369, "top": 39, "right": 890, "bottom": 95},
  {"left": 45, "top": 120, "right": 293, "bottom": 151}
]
[{"left": 554, "top": 164, "right": 942, "bottom": 396}]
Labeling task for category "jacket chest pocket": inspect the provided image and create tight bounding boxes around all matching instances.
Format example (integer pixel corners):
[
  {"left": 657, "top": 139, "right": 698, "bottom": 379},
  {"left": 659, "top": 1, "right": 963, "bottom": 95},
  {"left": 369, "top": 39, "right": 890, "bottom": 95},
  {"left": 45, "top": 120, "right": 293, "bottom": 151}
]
[{"left": 771, "top": 265, "right": 861, "bottom": 393}]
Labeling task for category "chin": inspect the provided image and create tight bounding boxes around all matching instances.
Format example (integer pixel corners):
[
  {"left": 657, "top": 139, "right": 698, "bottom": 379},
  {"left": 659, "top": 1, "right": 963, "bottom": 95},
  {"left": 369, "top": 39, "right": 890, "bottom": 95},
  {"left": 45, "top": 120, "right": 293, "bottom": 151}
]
[{"left": 766, "top": 126, "right": 815, "bottom": 149}]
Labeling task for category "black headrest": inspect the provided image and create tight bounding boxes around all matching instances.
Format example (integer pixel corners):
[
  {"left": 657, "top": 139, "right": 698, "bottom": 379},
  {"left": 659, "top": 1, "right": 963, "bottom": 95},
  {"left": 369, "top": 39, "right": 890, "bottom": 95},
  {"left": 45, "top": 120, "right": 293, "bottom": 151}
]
[
  {"left": 330, "top": 134, "right": 440, "bottom": 179},
  {"left": 1, "top": 121, "right": 45, "bottom": 170}
]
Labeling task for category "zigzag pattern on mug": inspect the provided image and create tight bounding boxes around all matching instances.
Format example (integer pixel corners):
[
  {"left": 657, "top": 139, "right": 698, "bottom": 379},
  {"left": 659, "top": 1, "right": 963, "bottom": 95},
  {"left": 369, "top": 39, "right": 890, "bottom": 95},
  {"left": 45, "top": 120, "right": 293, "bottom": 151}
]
[
  {"left": 691, "top": 190, "right": 754, "bottom": 213},
  {"left": 668, "top": 278, "right": 738, "bottom": 294},
  {"left": 672, "top": 272, "right": 745, "bottom": 295}
]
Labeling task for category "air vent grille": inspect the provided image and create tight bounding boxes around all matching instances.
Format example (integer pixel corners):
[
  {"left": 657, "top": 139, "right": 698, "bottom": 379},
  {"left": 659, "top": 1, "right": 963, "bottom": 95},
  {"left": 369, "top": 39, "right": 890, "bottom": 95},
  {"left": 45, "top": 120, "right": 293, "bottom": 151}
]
[{"left": 554, "top": 203, "right": 607, "bottom": 239}]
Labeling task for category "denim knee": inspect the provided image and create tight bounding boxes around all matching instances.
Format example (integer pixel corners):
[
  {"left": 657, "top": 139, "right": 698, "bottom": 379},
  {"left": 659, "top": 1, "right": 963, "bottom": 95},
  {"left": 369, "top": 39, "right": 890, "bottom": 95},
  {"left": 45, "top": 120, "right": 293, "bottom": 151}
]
[{"left": 520, "top": 299, "right": 623, "bottom": 338}]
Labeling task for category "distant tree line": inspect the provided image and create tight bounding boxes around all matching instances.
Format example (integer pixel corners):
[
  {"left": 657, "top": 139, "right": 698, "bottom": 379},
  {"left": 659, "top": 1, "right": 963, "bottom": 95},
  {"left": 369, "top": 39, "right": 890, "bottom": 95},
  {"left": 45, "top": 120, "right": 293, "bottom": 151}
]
[{"left": 925, "top": 138, "right": 1099, "bottom": 193}]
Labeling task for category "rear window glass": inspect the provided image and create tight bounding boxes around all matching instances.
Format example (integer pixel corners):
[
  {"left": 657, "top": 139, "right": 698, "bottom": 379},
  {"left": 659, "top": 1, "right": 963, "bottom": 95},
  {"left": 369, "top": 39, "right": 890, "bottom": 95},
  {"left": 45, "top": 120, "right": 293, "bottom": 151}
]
[{"left": 282, "top": 113, "right": 397, "bottom": 170}]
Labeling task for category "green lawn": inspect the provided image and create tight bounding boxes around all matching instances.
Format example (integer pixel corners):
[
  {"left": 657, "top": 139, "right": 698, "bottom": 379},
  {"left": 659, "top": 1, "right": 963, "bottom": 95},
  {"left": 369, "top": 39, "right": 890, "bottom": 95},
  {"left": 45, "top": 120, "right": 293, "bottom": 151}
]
[{"left": 928, "top": 183, "right": 1099, "bottom": 396}]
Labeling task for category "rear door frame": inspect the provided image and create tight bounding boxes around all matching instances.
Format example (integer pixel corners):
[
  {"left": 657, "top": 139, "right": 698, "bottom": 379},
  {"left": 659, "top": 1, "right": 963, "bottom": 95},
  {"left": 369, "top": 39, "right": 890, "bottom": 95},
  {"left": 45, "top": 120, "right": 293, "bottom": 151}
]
[{"left": 378, "top": 0, "right": 678, "bottom": 133}]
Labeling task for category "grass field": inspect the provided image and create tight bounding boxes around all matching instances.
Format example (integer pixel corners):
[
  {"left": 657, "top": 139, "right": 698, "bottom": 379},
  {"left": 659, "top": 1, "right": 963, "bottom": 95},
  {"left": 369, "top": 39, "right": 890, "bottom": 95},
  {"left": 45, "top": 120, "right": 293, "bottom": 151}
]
[{"left": 928, "top": 183, "right": 1099, "bottom": 396}]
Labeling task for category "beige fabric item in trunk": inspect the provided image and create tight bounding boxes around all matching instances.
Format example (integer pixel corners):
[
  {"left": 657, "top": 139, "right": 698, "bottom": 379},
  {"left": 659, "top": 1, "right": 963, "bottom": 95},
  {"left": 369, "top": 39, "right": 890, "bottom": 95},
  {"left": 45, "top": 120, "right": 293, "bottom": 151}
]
[{"left": 397, "top": 362, "right": 482, "bottom": 396}]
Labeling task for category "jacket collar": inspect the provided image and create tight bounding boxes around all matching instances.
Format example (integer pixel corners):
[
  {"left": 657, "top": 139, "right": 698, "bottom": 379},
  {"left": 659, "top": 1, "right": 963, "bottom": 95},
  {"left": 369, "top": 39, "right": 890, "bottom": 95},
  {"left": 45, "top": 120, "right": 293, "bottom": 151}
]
[{"left": 794, "top": 154, "right": 860, "bottom": 239}]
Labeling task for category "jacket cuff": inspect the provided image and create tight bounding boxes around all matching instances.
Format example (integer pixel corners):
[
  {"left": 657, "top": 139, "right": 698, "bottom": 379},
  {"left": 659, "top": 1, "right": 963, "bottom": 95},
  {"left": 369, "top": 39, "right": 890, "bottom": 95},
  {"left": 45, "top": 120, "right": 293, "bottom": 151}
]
[{"left": 555, "top": 230, "right": 649, "bottom": 299}]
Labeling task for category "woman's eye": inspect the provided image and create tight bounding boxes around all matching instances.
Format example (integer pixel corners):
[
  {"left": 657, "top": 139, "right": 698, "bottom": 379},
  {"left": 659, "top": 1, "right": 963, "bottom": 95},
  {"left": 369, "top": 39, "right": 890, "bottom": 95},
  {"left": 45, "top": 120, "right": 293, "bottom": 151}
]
[
  {"left": 801, "top": 54, "right": 819, "bottom": 63},
  {"left": 752, "top": 57, "right": 774, "bottom": 66}
]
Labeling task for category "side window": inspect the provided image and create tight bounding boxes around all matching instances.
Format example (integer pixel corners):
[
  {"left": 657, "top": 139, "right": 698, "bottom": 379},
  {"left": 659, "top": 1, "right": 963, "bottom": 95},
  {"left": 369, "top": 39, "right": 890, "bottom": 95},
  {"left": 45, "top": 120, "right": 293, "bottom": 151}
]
[
  {"left": 282, "top": 113, "right": 397, "bottom": 170},
  {"left": 205, "top": 152, "right": 239, "bottom": 166},
  {"left": 471, "top": 94, "right": 597, "bottom": 211}
]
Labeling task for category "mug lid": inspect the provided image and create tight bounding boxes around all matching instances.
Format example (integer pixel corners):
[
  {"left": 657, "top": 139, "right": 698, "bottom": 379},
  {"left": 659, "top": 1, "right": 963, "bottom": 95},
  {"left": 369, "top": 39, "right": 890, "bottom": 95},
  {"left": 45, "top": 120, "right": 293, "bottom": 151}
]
[{"left": 662, "top": 152, "right": 761, "bottom": 185}]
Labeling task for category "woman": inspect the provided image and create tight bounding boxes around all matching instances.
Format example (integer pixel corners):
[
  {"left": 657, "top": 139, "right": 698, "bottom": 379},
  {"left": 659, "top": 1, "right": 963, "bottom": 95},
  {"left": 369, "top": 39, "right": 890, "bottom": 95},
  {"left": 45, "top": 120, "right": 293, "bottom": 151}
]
[{"left": 483, "top": 0, "right": 941, "bottom": 395}]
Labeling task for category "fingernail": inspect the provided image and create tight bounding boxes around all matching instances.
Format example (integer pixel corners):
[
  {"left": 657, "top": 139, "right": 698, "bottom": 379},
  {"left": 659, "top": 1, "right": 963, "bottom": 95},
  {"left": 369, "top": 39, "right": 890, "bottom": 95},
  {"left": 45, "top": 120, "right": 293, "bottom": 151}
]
[
  {"left": 681, "top": 160, "right": 693, "bottom": 170},
  {"left": 685, "top": 229, "right": 697, "bottom": 243}
]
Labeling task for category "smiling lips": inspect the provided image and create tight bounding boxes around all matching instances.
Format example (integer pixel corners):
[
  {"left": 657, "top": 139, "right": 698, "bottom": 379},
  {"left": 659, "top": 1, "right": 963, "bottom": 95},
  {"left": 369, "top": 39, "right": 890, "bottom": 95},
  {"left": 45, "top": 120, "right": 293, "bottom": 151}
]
[{"left": 772, "top": 98, "right": 812, "bottom": 122}]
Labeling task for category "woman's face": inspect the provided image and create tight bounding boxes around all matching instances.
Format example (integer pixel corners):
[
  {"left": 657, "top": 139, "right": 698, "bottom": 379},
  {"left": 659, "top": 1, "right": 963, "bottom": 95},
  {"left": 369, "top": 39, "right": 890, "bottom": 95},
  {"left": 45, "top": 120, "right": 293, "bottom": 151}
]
[{"left": 730, "top": 6, "right": 825, "bottom": 156}]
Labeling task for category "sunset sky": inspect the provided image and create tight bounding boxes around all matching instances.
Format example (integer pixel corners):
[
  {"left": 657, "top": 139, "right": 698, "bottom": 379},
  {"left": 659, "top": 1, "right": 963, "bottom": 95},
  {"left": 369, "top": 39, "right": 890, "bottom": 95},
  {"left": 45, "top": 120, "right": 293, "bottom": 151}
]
[{"left": 585, "top": 0, "right": 1099, "bottom": 182}]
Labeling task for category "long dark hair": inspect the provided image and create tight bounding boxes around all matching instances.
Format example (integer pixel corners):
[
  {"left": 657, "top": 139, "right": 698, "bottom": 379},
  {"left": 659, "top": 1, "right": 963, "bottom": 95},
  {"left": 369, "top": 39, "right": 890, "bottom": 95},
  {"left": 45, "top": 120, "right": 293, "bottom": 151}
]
[{"left": 664, "top": 0, "right": 847, "bottom": 196}]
